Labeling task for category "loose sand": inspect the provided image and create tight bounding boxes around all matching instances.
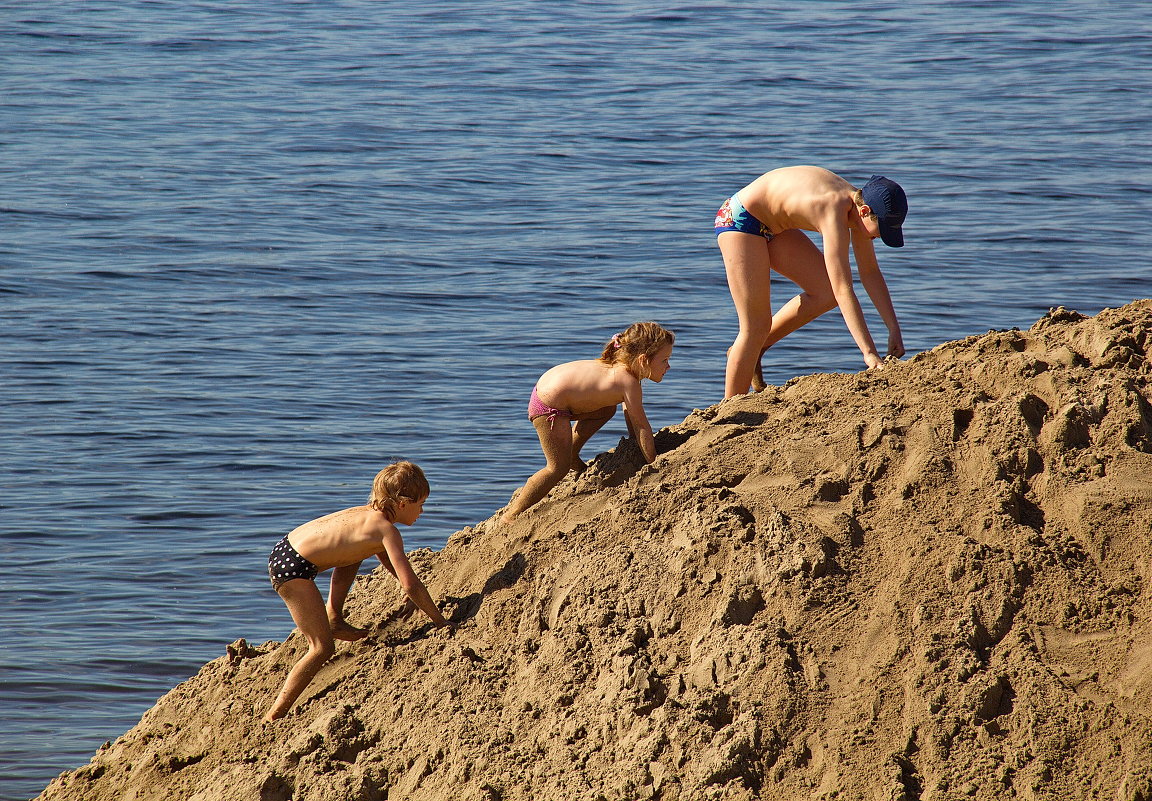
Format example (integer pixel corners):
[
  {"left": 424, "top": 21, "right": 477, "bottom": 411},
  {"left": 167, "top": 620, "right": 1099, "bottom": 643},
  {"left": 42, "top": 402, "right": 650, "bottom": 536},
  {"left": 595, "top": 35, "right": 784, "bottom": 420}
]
[{"left": 37, "top": 301, "right": 1152, "bottom": 801}]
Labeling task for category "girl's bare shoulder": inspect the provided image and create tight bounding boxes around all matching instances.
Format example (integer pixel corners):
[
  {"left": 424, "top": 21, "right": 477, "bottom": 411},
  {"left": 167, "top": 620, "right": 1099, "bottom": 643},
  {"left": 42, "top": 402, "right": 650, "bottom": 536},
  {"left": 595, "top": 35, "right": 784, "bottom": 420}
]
[
  {"left": 543, "top": 358, "right": 609, "bottom": 383},
  {"left": 605, "top": 362, "right": 640, "bottom": 389}
]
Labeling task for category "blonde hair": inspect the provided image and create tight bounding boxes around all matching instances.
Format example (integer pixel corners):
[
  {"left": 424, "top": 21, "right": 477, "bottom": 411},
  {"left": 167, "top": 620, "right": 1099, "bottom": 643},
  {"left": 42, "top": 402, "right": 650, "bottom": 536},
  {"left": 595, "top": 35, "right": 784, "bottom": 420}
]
[
  {"left": 852, "top": 188, "right": 877, "bottom": 220},
  {"left": 368, "top": 461, "right": 430, "bottom": 520},
  {"left": 598, "top": 321, "right": 675, "bottom": 379}
]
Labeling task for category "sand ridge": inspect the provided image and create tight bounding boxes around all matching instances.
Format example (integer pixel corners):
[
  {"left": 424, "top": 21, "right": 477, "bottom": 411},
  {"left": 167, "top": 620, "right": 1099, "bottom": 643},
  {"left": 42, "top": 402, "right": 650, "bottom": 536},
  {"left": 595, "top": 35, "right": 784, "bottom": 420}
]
[{"left": 37, "top": 300, "right": 1152, "bottom": 801}]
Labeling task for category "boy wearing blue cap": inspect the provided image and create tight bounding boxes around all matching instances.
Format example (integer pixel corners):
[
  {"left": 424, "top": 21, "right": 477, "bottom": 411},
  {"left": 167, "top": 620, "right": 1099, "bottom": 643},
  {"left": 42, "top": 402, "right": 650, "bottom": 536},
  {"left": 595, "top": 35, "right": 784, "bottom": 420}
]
[{"left": 715, "top": 165, "right": 909, "bottom": 397}]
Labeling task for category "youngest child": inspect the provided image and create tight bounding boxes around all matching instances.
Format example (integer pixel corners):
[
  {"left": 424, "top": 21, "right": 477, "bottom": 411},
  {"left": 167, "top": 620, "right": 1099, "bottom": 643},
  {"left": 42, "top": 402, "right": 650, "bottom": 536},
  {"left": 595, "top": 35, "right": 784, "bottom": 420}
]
[
  {"left": 264, "top": 461, "right": 448, "bottom": 722},
  {"left": 502, "top": 321, "right": 675, "bottom": 522}
]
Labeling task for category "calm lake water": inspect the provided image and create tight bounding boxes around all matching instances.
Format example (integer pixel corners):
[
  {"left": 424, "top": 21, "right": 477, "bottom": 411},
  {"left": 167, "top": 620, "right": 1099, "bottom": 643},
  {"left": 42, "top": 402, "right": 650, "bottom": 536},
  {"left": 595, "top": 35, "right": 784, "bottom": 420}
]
[{"left": 2, "top": 1, "right": 1150, "bottom": 797}]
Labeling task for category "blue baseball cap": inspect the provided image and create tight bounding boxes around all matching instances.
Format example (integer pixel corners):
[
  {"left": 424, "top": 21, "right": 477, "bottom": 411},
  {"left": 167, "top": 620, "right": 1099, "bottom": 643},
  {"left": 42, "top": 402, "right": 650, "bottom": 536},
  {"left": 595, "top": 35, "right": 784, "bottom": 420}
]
[{"left": 861, "top": 175, "right": 907, "bottom": 248}]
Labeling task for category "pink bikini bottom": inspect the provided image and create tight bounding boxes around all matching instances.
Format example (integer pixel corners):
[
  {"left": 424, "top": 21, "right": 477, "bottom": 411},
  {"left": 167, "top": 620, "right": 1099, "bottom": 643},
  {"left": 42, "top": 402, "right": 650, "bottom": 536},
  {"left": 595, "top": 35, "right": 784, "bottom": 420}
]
[{"left": 528, "top": 386, "right": 572, "bottom": 426}]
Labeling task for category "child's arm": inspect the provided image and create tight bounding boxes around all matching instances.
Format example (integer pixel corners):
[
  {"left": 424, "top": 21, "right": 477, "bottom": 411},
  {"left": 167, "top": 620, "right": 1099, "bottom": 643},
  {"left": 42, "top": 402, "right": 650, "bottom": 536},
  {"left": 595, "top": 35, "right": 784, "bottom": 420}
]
[
  {"left": 622, "top": 382, "right": 657, "bottom": 463},
  {"left": 375, "top": 552, "right": 399, "bottom": 579},
  {"left": 376, "top": 526, "right": 448, "bottom": 627},
  {"left": 851, "top": 230, "right": 904, "bottom": 358},
  {"left": 820, "top": 210, "right": 882, "bottom": 368}
]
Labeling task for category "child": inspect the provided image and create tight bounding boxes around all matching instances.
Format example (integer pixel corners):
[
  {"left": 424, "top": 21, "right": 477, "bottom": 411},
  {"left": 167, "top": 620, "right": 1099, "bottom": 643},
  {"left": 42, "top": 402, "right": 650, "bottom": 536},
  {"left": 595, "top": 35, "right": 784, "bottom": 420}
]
[
  {"left": 264, "top": 461, "right": 448, "bottom": 721},
  {"left": 502, "top": 321, "right": 674, "bottom": 522},
  {"left": 715, "top": 166, "right": 909, "bottom": 397}
]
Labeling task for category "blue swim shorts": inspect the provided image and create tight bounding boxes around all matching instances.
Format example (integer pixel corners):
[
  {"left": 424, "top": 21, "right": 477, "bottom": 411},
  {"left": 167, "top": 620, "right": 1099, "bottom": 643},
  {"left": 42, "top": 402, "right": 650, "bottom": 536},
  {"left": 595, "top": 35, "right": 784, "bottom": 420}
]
[{"left": 714, "top": 193, "right": 774, "bottom": 240}]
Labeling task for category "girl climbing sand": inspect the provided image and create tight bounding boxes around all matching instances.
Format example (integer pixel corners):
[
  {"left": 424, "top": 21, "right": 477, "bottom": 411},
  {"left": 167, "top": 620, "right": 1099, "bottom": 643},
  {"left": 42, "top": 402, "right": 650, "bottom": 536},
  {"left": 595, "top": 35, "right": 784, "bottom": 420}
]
[{"left": 502, "top": 321, "right": 675, "bottom": 522}]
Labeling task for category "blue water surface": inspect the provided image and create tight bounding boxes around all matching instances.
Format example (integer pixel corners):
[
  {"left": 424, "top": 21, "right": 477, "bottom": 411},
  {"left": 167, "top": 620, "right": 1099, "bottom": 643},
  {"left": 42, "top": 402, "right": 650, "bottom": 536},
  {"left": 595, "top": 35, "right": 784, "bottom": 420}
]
[{"left": 2, "top": 2, "right": 1150, "bottom": 798}]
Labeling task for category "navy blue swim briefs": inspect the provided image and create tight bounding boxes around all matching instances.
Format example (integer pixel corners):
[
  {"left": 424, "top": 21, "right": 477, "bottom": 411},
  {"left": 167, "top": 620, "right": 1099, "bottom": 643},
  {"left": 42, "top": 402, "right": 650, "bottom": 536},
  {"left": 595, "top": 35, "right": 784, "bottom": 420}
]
[{"left": 268, "top": 535, "right": 319, "bottom": 590}]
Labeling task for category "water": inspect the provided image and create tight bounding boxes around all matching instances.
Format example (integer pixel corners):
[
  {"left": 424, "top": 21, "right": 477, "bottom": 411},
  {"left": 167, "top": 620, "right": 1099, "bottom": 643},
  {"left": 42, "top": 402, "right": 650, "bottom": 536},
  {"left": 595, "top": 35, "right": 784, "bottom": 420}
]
[{"left": 2, "top": 2, "right": 1150, "bottom": 797}]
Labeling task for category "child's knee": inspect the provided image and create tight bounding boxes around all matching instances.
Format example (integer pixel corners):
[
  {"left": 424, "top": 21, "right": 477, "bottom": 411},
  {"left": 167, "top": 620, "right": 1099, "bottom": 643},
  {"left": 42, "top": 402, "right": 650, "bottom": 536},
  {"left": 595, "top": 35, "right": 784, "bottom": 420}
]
[
  {"left": 308, "top": 637, "right": 336, "bottom": 661},
  {"left": 543, "top": 463, "right": 570, "bottom": 484},
  {"left": 808, "top": 291, "right": 837, "bottom": 313},
  {"left": 739, "top": 321, "right": 773, "bottom": 341},
  {"left": 533, "top": 455, "right": 570, "bottom": 486}
]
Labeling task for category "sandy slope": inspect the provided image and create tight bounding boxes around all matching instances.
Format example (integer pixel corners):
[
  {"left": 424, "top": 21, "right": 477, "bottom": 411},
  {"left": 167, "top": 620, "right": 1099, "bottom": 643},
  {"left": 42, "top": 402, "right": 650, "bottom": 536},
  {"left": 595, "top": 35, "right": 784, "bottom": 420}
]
[{"left": 37, "top": 301, "right": 1152, "bottom": 801}]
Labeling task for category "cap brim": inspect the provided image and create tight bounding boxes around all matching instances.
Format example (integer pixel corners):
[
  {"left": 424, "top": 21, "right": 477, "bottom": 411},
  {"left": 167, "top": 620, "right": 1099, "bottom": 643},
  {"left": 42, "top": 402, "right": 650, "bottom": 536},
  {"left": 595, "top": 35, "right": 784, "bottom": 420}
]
[{"left": 879, "top": 221, "right": 904, "bottom": 248}]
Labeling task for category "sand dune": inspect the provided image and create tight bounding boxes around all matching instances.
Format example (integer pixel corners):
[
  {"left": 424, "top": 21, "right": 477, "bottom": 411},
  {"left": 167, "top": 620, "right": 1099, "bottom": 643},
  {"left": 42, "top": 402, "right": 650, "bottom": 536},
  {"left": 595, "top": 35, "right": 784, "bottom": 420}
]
[{"left": 38, "top": 301, "right": 1152, "bottom": 801}]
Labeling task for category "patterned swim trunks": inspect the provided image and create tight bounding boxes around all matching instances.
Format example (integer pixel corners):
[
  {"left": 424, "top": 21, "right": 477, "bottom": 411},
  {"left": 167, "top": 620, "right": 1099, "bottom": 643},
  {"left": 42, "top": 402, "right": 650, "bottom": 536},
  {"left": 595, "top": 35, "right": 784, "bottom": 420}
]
[
  {"left": 268, "top": 535, "right": 319, "bottom": 590},
  {"left": 714, "top": 193, "right": 774, "bottom": 240}
]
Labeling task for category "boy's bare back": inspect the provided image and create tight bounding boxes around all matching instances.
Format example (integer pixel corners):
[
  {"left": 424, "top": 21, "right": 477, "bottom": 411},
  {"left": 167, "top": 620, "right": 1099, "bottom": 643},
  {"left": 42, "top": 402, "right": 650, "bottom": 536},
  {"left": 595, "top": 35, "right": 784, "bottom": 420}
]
[
  {"left": 287, "top": 506, "right": 396, "bottom": 570},
  {"left": 738, "top": 165, "right": 857, "bottom": 235}
]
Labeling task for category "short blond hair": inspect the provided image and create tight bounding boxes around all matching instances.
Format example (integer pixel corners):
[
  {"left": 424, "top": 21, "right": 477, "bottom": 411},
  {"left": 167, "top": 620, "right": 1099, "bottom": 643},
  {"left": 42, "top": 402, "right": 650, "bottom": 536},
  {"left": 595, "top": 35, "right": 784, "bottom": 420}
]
[
  {"left": 852, "top": 188, "right": 877, "bottom": 220},
  {"left": 369, "top": 461, "right": 429, "bottom": 520}
]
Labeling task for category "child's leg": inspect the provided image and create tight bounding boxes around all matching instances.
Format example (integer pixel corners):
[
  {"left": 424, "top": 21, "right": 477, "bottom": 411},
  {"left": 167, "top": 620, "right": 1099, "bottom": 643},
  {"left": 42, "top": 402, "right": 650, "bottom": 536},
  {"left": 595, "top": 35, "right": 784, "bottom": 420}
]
[
  {"left": 327, "top": 563, "right": 369, "bottom": 641},
  {"left": 264, "top": 579, "right": 337, "bottom": 722},
  {"left": 503, "top": 415, "right": 574, "bottom": 520},
  {"left": 720, "top": 231, "right": 774, "bottom": 398},
  {"left": 746, "top": 231, "right": 836, "bottom": 390},
  {"left": 571, "top": 405, "right": 616, "bottom": 465},
  {"left": 762, "top": 229, "right": 837, "bottom": 350}
]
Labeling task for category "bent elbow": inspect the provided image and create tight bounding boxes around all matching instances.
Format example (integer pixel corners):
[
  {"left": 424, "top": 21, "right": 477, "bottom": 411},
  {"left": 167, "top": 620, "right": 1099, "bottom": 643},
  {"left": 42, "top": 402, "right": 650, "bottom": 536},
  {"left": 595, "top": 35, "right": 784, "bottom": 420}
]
[{"left": 398, "top": 573, "right": 424, "bottom": 596}]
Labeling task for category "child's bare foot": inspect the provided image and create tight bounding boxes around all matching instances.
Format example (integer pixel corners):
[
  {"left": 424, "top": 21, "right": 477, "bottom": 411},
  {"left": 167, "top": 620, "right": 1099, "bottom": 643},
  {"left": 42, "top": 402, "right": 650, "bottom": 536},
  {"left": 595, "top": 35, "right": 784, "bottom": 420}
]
[
  {"left": 501, "top": 511, "right": 518, "bottom": 524},
  {"left": 329, "top": 620, "right": 369, "bottom": 641}
]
